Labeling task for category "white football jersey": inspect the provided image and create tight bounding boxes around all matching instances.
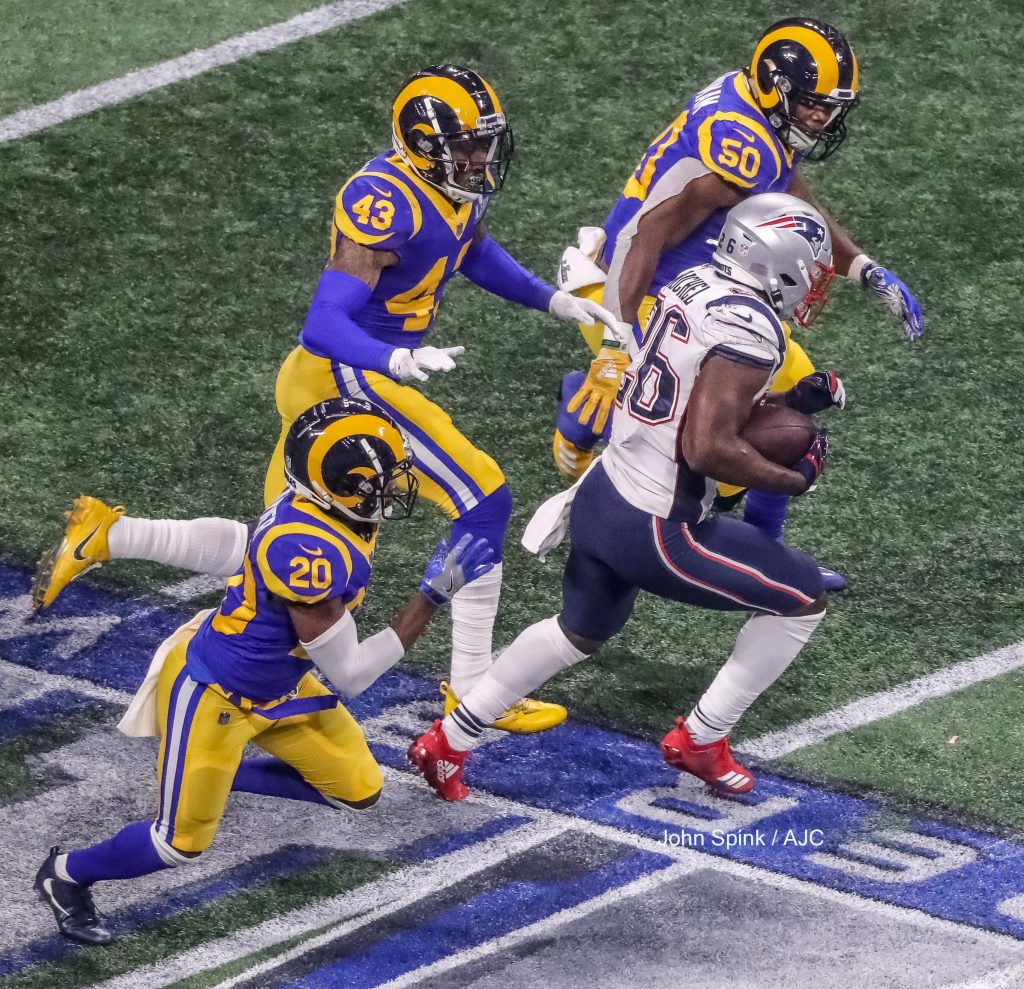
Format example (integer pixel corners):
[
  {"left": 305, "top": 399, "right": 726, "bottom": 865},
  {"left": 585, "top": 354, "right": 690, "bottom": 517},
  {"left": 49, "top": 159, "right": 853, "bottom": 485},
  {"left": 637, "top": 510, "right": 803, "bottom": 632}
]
[{"left": 602, "top": 264, "right": 786, "bottom": 522}]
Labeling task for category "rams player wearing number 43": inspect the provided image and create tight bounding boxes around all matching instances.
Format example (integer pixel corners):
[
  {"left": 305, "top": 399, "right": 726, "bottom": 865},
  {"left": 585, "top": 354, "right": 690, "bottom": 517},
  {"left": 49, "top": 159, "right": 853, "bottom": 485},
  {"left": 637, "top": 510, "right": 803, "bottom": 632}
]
[
  {"left": 553, "top": 17, "right": 924, "bottom": 592},
  {"left": 34, "top": 398, "right": 497, "bottom": 945},
  {"left": 31, "top": 64, "right": 620, "bottom": 732}
]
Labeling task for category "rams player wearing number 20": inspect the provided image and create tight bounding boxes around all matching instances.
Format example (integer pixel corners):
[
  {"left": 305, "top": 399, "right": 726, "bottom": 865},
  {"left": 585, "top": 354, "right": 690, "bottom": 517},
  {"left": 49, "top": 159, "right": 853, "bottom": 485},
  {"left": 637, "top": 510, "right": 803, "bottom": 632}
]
[
  {"left": 34, "top": 398, "right": 495, "bottom": 945},
  {"left": 554, "top": 18, "right": 923, "bottom": 592}
]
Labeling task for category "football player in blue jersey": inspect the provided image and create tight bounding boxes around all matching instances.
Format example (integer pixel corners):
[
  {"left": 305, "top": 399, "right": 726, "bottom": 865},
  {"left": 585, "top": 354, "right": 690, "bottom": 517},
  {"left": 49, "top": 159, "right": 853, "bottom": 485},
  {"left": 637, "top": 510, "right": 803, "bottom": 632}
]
[
  {"left": 33, "top": 64, "right": 620, "bottom": 733},
  {"left": 34, "top": 398, "right": 496, "bottom": 945},
  {"left": 552, "top": 17, "right": 923, "bottom": 591}
]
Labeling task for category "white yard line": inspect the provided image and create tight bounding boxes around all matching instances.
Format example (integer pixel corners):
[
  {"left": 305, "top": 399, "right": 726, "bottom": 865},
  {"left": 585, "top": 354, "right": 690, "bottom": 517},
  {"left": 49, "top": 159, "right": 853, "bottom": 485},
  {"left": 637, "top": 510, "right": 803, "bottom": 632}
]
[
  {"left": 937, "top": 958, "right": 1024, "bottom": 989},
  {"left": 736, "top": 639, "right": 1024, "bottom": 760},
  {"left": 0, "top": 657, "right": 132, "bottom": 706},
  {"left": 0, "top": 0, "right": 408, "bottom": 144},
  {"left": 96, "top": 813, "right": 568, "bottom": 989},
  {"left": 374, "top": 862, "right": 696, "bottom": 989}
]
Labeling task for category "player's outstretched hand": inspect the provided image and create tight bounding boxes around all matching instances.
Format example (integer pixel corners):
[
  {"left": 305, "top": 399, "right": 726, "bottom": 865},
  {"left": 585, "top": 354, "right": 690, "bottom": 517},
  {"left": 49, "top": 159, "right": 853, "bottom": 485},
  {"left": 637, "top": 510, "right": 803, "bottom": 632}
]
[
  {"left": 861, "top": 262, "right": 923, "bottom": 341},
  {"left": 785, "top": 371, "right": 846, "bottom": 415},
  {"left": 420, "top": 535, "right": 496, "bottom": 607},
  {"left": 548, "top": 291, "right": 631, "bottom": 347},
  {"left": 389, "top": 346, "right": 465, "bottom": 383},
  {"left": 792, "top": 430, "right": 829, "bottom": 495},
  {"left": 566, "top": 347, "right": 632, "bottom": 436}
]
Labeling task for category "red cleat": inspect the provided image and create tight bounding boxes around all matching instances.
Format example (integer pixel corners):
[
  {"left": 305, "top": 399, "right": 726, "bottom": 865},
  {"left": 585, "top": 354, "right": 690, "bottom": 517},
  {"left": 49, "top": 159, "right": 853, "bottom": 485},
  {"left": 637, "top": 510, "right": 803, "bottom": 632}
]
[
  {"left": 660, "top": 718, "right": 754, "bottom": 794},
  {"left": 408, "top": 720, "right": 471, "bottom": 801}
]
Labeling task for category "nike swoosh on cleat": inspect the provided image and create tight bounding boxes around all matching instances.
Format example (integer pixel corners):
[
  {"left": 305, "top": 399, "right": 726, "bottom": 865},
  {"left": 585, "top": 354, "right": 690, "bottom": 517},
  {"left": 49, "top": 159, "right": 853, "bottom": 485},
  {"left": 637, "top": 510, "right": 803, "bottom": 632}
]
[
  {"left": 72, "top": 525, "right": 102, "bottom": 561},
  {"left": 41, "top": 879, "right": 72, "bottom": 918}
]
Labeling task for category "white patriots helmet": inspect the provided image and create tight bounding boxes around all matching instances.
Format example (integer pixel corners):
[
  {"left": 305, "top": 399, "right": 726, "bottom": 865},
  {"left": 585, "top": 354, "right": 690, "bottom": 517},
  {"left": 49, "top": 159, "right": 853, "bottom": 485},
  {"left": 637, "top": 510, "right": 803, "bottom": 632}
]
[{"left": 711, "top": 193, "right": 835, "bottom": 327}]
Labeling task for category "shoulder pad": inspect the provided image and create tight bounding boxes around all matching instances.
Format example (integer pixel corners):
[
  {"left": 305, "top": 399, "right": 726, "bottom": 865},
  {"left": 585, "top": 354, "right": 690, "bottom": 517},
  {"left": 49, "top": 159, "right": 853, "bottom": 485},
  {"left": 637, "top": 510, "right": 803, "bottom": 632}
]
[
  {"left": 255, "top": 526, "right": 355, "bottom": 605},
  {"left": 704, "top": 295, "right": 786, "bottom": 368},
  {"left": 695, "top": 112, "right": 784, "bottom": 191},
  {"left": 334, "top": 170, "right": 421, "bottom": 250}
]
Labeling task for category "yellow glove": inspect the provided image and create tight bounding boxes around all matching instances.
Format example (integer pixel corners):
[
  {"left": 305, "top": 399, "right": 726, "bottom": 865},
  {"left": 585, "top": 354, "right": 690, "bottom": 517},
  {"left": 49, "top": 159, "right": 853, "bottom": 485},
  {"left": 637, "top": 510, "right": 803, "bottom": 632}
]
[{"left": 565, "top": 347, "right": 631, "bottom": 437}]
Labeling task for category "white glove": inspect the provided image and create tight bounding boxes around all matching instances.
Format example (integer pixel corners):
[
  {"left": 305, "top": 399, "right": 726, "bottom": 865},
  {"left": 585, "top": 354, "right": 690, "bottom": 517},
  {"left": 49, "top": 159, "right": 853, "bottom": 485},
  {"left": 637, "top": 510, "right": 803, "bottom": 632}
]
[
  {"left": 548, "top": 290, "right": 631, "bottom": 348},
  {"left": 388, "top": 346, "right": 465, "bottom": 383}
]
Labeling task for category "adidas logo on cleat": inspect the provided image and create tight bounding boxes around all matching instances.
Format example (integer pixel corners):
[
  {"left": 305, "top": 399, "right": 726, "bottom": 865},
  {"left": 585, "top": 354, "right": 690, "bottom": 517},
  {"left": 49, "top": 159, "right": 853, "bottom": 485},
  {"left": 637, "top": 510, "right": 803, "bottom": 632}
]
[{"left": 435, "top": 760, "right": 460, "bottom": 782}]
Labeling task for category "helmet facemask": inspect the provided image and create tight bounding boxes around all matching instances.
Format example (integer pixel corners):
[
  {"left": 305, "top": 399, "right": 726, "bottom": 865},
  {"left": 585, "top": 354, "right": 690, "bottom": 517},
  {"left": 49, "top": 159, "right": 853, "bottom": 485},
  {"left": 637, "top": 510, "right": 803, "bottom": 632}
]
[
  {"left": 397, "top": 110, "right": 514, "bottom": 203},
  {"left": 765, "top": 71, "right": 858, "bottom": 161}
]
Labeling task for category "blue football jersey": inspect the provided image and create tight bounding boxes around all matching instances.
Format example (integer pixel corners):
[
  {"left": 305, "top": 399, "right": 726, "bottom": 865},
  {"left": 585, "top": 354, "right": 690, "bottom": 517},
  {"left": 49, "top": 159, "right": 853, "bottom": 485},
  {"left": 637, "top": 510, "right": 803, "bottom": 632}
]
[
  {"left": 603, "top": 71, "right": 798, "bottom": 299},
  {"left": 185, "top": 494, "right": 376, "bottom": 702},
  {"left": 330, "top": 152, "right": 487, "bottom": 349}
]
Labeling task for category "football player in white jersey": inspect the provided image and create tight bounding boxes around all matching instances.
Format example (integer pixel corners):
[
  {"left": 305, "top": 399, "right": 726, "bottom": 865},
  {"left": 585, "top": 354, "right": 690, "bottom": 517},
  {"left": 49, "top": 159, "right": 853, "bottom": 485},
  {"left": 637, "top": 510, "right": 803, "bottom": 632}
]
[{"left": 410, "top": 193, "right": 846, "bottom": 799}]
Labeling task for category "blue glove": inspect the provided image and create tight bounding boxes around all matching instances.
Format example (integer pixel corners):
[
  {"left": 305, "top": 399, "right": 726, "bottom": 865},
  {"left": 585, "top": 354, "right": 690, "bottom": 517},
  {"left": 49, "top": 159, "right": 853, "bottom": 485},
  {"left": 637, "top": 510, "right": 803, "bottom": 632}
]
[
  {"left": 792, "top": 430, "right": 829, "bottom": 495},
  {"left": 420, "top": 534, "right": 496, "bottom": 607},
  {"left": 861, "top": 262, "right": 923, "bottom": 341},
  {"left": 785, "top": 371, "right": 846, "bottom": 415}
]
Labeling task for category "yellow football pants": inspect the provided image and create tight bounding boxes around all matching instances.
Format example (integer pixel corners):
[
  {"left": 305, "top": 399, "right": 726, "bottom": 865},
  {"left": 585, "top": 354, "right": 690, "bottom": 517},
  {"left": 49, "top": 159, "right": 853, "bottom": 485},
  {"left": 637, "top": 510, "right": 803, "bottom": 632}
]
[
  {"left": 265, "top": 346, "right": 505, "bottom": 518},
  {"left": 573, "top": 284, "right": 815, "bottom": 499},
  {"left": 153, "top": 629, "right": 382, "bottom": 854}
]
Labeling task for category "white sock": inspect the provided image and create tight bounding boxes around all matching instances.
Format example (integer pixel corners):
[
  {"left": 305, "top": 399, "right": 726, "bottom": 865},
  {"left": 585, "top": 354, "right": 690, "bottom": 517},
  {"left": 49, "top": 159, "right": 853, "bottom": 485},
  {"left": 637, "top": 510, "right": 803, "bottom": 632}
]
[
  {"left": 449, "top": 562, "right": 502, "bottom": 697},
  {"left": 685, "top": 610, "right": 826, "bottom": 744},
  {"left": 107, "top": 517, "right": 248, "bottom": 577},
  {"left": 442, "top": 615, "right": 586, "bottom": 749}
]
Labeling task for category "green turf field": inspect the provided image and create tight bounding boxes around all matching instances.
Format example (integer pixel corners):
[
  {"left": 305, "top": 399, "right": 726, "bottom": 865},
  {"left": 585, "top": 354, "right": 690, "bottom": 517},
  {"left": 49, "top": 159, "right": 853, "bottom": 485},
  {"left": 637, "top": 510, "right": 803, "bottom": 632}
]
[
  {"left": 2, "top": 0, "right": 1023, "bottom": 858},
  {"left": 0, "top": 0, "right": 332, "bottom": 116}
]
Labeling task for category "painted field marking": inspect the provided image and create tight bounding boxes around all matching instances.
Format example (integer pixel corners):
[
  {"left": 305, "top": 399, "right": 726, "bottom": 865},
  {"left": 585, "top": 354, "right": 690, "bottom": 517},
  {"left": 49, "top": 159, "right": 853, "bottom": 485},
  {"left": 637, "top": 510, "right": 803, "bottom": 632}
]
[
  {"left": 373, "top": 862, "right": 696, "bottom": 989},
  {"left": 938, "top": 957, "right": 1024, "bottom": 989},
  {"left": 0, "top": 0, "right": 408, "bottom": 144},
  {"left": 93, "top": 813, "right": 568, "bottom": 989},
  {"left": 737, "top": 639, "right": 1024, "bottom": 760},
  {"left": 0, "top": 657, "right": 132, "bottom": 706}
]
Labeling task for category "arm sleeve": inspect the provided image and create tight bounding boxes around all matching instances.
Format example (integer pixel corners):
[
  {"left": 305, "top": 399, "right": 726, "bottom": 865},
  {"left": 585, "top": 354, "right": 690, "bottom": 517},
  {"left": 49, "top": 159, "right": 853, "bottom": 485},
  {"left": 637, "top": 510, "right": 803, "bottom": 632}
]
[
  {"left": 301, "top": 609, "right": 405, "bottom": 698},
  {"left": 299, "top": 268, "right": 395, "bottom": 374},
  {"left": 459, "top": 235, "right": 556, "bottom": 312}
]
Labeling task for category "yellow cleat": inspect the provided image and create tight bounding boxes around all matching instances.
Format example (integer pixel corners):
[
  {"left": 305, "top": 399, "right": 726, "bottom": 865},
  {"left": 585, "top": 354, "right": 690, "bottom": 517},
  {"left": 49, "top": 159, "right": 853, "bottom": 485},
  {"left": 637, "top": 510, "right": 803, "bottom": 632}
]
[
  {"left": 31, "top": 496, "right": 124, "bottom": 612},
  {"left": 440, "top": 681, "right": 568, "bottom": 734}
]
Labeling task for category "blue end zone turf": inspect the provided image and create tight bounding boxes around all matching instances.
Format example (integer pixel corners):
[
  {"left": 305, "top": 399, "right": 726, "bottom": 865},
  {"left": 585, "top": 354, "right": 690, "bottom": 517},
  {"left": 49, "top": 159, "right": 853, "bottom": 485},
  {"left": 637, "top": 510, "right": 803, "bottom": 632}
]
[{"left": 2, "top": 560, "right": 1024, "bottom": 986}]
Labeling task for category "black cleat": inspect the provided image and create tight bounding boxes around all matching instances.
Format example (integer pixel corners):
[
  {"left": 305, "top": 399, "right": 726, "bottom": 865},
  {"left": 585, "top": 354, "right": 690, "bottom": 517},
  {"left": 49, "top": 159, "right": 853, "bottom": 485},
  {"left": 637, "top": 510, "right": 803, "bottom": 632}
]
[{"left": 34, "top": 847, "right": 113, "bottom": 945}]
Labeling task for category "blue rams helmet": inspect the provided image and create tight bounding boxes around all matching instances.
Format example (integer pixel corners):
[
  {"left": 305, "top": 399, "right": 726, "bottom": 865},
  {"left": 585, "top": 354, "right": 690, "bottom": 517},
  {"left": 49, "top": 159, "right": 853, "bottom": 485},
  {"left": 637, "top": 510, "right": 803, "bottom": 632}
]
[
  {"left": 748, "top": 18, "right": 860, "bottom": 161},
  {"left": 712, "top": 193, "right": 835, "bottom": 327},
  {"left": 392, "top": 64, "right": 514, "bottom": 203},
  {"left": 284, "top": 397, "right": 418, "bottom": 524}
]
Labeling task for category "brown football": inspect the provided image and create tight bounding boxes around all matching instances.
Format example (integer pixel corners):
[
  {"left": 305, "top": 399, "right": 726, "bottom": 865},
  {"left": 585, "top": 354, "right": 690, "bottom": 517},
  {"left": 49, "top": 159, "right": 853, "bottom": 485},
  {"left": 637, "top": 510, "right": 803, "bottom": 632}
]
[{"left": 740, "top": 400, "right": 817, "bottom": 467}]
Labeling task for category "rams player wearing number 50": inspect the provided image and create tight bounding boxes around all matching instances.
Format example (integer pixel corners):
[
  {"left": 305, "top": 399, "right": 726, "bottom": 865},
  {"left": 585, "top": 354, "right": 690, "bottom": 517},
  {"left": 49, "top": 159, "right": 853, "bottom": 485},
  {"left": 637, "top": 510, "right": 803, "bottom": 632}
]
[{"left": 553, "top": 18, "right": 923, "bottom": 592}]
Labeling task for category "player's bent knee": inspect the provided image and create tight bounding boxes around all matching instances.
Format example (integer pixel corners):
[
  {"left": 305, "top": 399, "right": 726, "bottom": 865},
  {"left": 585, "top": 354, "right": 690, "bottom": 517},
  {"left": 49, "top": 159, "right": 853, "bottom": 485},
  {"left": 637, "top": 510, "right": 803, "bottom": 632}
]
[
  {"left": 150, "top": 826, "right": 204, "bottom": 867},
  {"left": 556, "top": 613, "right": 605, "bottom": 657},
  {"left": 322, "top": 787, "right": 383, "bottom": 811},
  {"left": 451, "top": 484, "right": 513, "bottom": 559},
  {"left": 791, "top": 591, "right": 828, "bottom": 616}
]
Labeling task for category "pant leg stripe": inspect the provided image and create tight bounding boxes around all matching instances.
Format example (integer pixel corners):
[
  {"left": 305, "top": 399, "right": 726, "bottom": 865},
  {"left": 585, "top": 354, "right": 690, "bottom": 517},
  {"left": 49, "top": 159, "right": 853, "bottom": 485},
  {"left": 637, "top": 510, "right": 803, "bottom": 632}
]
[
  {"left": 156, "top": 665, "right": 190, "bottom": 835},
  {"left": 333, "top": 365, "right": 468, "bottom": 514},
  {"left": 652, "top": 518, "right": 765, "bottom": 611},
  {"left": 157, "top": 676, "right": 203, "bottom": 845},
  {"left": 679, "top": 523, "right": 816, "bottom": 606},
  {"left": 345, "top": 365, "right": 485, "bottom": 513}
]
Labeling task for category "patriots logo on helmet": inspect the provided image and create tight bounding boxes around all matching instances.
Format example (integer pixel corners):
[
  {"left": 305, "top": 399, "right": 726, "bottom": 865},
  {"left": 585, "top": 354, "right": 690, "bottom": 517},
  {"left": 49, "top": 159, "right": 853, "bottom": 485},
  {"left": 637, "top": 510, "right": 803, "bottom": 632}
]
[{"left": 756, "top": 214, "right": 827, "bottom": 258}]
